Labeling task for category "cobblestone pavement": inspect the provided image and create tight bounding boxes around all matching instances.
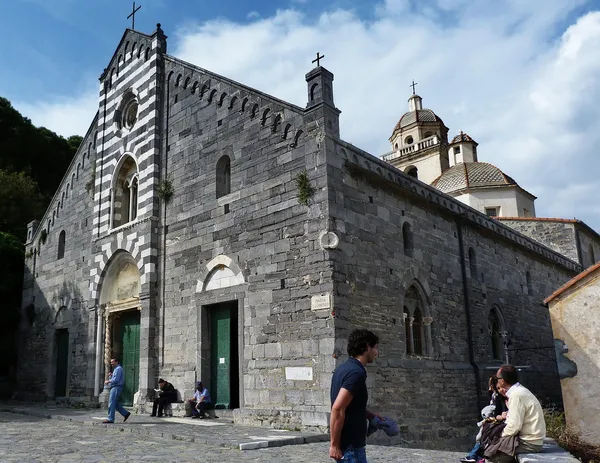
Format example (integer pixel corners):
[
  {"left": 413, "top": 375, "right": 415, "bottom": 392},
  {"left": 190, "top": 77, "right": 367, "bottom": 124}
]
[{"left": 0, "top": 412, "right": 465, "bottom": 462}]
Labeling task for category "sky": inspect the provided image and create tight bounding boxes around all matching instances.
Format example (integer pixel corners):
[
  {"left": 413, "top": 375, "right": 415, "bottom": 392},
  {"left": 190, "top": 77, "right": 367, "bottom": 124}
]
[{"left": 1, "top": 0, "right": 600, "bottom": 231}]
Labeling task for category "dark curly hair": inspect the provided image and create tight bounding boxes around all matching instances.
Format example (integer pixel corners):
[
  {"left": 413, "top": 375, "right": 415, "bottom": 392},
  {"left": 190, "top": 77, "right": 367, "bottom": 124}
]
[{"left": 347, "top": 329, "right": 379, "bottom": 357}]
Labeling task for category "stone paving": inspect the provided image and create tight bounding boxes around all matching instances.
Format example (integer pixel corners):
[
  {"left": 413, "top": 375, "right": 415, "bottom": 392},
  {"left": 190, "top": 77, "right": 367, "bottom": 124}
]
[{"left": 0, "top": 408, "right": 467, "bottom": 462}]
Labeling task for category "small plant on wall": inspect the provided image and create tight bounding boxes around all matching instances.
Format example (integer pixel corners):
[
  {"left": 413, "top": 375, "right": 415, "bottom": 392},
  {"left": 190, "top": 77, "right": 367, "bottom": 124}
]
[
  {"left": 157, "top": 179, "right": 174, "bottom": 203},
  {"left": 40, "top": 229, "right": 48, "bottom": 245},
  {"left": 296, "top": 170, "right": 314, "bottom": 206}
]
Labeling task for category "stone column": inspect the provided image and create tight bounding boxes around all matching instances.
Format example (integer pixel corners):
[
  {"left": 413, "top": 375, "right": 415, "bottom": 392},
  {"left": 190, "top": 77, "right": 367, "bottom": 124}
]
[
  {"left": 109, "top": 188, "right": 115, "bottom": 229},
  {"left": 422, "top": 316, "right": 434, "bottom": 357},
  {"left": 407, "top": 316, "right": 414, "bottom": 354},
  {"left": 104, "top": 311, "right": 112, "bottom": 379},
  {"left": 93, "top": 305, "right": 105, "bottom": 397},
  {"left": 136, "top": 293, "right": 156, "bottom": 405}
]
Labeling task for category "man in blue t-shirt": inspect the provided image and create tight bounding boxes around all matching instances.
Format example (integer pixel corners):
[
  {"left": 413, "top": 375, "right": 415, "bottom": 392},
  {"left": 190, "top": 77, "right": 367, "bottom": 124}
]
[
  {"left": 103, "top": 358, "right": 131, "bottom": 424},
  {"left": 330, "top": 329, "right": 380, "bottom": 463}
]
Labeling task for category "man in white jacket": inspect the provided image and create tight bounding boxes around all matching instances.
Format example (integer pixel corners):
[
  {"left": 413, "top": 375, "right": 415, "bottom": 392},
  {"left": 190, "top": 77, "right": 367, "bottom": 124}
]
[{"left": 488, "top": 364, "right": 546, "bottom": 462}]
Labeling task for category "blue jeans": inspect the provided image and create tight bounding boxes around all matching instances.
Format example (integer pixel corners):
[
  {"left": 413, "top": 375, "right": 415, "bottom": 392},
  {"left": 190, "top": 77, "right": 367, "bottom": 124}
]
[
  {"left": 467, "top": 441, "right": 481, "bottom": 459},
  {"left": 107, "top": 386, "right": 129, "bottom": 422},
  {"left": 336, "top": 446, "right": 368, "bottom": 463}
]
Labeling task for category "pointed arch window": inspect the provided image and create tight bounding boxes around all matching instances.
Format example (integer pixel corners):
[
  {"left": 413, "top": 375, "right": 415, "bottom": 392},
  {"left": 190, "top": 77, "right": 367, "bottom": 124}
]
[
  {"left": 488, "top": 307, "right": 506, "bottom": 361},
  {"left": 216, "top": 155, "right": 231, "bottom": 199},
  {"left": 57, "top": 230, "right": 66, "bottom": 259},
  {"left": 589, "top": 244, "right": 596, "bottom": 265},
  {"left": 406, "top": 166, "right": 418, "bottom": 179},
  {"left": 469, "top": 247, "right": 478, "bottom": 281},
  {"left": 111, "top": 155, "right": 138, "bottom": 228},
  {"left": 403, "top": 284, "right": 433, "bottom": 357},
  {"left": 403, "top": 222, "right": 413, "bottom": 257}
]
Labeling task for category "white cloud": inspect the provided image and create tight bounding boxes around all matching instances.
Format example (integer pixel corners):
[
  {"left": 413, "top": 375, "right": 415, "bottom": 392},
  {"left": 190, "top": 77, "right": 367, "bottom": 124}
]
[
  {"left": 16, "top": 1, "right": 600, "bottom": 230},
  {"left": 14, "top": 89, "right": 98, "bottom": 138}
]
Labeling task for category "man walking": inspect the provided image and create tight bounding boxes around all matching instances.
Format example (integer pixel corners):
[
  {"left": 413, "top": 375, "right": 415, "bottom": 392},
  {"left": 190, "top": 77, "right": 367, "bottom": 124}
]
[
  {"left": 330, "top": 329, "right": 380, "bottom": 463},
  {"left": 487, "top": 364, "right": 545, "bottom": 462},
  {"left": 103, "top": 358, "right": 131, "bottom": 424}
]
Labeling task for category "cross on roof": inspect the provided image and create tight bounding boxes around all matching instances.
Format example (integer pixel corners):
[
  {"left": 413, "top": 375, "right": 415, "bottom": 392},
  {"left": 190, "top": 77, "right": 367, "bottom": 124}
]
[
  {"left": 312, "top": 52, "right": 325, "bottom": 67},
  {"left": 410, "top": 80, "right": 418, "bottom": 95},
  {"left": 127, "top": 1, "right": 142, "bottom": 30}
]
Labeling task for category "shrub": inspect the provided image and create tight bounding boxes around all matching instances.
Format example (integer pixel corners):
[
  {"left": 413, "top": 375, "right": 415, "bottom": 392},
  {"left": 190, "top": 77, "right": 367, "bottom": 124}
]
[{"left": 544, "top": 408, "right": 600, "bottom": 463}]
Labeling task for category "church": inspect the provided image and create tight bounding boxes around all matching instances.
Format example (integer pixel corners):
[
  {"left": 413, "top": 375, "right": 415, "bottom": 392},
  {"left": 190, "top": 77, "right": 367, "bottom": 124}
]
[{"left": 18, "top": 24, "right": 600, "bottom": 448}]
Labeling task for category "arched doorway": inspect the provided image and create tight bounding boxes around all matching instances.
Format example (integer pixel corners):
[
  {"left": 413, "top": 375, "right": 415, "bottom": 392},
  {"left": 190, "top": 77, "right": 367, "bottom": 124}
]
[{"left": 98, "top": 251, "right": 141, "bottom": 406}]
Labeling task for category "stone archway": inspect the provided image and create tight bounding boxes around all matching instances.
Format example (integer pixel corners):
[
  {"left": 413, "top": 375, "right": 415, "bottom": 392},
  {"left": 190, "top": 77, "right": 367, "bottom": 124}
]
[{"left": 96, "top": 251, "right": 141, "bottom": 404}]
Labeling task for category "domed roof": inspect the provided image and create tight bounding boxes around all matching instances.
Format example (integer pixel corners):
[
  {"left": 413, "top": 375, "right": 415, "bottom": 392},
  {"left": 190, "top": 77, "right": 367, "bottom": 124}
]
[
  {"left": 431, "top": 162, "right": 518, "bottom": 194},
  {"left": 393, "top": 109, "right": 443, "bottom": 133},
  {"left": 450, "top": 132, "right": 477, "bottom": 145}
]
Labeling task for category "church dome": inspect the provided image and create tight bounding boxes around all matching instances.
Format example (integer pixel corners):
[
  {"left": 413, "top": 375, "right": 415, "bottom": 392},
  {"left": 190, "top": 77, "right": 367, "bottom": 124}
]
[
  {"left": 431, "top": 162, "right": 518, "bottom": 194},
  {"left": 393, "top": 108, "right": 443, "bottom": 133}
]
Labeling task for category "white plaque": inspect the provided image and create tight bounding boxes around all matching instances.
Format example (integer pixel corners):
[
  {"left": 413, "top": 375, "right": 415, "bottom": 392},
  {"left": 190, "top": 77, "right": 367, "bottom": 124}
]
[
  {"left": 219, "top": 357, "right": 225, "bottom": 364},
  {"left": 285, "top": 367, "right": 313, "bottom": 381},
  {"left": 311, "top": 294, "right": 331, "bottom": 311}
]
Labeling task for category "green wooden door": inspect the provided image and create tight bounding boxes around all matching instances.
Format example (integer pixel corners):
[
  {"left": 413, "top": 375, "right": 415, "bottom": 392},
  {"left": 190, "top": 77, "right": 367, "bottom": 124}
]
[
  {"left": 119, "top": 311, "right": 140, "bottom": 406},
  {"left": 55, "top": 329, "right": 69, "bottom": 397},
  {"left": 211, "top": 306, "right": 231, "bottom": 408}
]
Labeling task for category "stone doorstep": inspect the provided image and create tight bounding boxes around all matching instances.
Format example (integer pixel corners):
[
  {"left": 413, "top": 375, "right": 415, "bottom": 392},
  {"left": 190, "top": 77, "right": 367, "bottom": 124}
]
[
  {"left": 0, "top": 406, "right": 329, "bottom": 451},
  {"left": 515, "top": 439, "right": 580, "bottom": 463}
]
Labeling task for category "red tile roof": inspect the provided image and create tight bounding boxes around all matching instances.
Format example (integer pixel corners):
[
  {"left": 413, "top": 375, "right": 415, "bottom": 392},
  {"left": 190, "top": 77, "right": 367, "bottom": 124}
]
[{"left": 544, "top": 261, "right": 600, "bottom": 304}]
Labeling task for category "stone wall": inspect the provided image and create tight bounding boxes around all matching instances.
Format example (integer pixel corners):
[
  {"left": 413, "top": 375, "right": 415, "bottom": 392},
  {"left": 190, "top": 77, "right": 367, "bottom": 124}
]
[
  {"left": 154, "top": 58, "right": 336, "bottom": 429},
  {"left": 19, "top": 117, "right": 98, "bottom": 399},
  {"left": 548, "top": 269, "right": 600, "bottom": 446},
  {"left": 325, "top": 139, "right": 575, "bottom": 448}
]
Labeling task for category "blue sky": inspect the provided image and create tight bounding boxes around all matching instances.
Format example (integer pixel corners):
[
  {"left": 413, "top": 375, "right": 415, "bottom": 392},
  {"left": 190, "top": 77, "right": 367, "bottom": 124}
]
[{"left": 2, "top": 0, "right": 600, "bottom": 231}]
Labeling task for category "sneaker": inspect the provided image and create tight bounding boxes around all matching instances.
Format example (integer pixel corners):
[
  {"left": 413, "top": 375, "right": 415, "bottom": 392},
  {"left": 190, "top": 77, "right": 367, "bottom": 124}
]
[
  {"left": 123, "top": 412, "right": 131, "bottom": 422},
  {"left": 460, "top": 458, "right": 477, "bottom": 463},
  {"left": 102, "top": 420, "right": 113, "bottom": 424}
]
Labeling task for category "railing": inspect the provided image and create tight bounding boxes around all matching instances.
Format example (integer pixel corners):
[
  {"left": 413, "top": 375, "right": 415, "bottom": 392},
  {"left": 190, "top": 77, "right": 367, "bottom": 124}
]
[{"left": 381, "top": 135, "right": 440, "bottom": 161}]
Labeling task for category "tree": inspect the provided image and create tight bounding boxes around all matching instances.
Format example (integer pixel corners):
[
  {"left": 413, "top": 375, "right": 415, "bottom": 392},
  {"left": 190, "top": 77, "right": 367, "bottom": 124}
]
[{"left": 0, "top": 170, "right": 44, "bottom": 240}]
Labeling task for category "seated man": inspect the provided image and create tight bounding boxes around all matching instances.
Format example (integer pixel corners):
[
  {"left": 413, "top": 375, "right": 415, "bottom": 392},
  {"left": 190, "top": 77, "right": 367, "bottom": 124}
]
[
  {"left": 487, "top": 365, "right": 546, "bottom": 463},
  {"left": 187, "top": 381, "right": 214, "bottom": 419},
  {"left": 151, "top": 378, "right": 177, "bottom": 417}
]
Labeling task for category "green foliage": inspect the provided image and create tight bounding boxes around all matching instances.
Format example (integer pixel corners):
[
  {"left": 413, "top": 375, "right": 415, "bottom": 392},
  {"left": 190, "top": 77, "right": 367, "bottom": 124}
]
[
  {"left": 544, "top": 408, "right": 600, "bottom": 463},
  {"left": 40, "top": 229, "right": 48, "bottom": 244},
  {"left": 157, "top": 179, "right": 174, "bottom": 202},
  {"left": 295, "top": 170, "right": 314, "bottom": 206},
  {"left": 0, "top": 169, "right": 44, "bottom": 239},
  {"left": 0, "top": 232, "right": 24, "bottom": 319}
]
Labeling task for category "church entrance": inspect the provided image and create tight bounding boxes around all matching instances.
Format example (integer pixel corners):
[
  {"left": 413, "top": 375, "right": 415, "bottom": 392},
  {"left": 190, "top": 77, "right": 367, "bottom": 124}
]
[
  {"left": 54, "top": 329, "right": 69, "bottom": 397},
  {"left": 209, "top": 301, "right": 239, "bottom": 409},
  {"left": 114, "top": 310, "right": 140, "bottom": 406}
]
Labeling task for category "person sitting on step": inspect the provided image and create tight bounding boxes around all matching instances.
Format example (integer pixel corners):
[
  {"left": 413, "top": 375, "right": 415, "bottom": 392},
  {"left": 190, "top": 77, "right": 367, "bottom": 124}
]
[
  {"left": 151, "top": 378, "right": 177, "bottom": 417},
  {"left": 187, "top": 381, "right": 214, "bottom": 419}
]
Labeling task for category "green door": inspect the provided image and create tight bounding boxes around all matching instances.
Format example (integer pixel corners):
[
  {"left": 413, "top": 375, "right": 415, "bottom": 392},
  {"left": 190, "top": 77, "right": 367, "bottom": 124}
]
[
  {"left": 55, "top": 329, "right": 69, "bottom": 397},
  {"left": 211, "top": 305, "right": 232, "bottom": 408},
  {"left": 118, "top": 311, "right": 140, "bottom": 406}
]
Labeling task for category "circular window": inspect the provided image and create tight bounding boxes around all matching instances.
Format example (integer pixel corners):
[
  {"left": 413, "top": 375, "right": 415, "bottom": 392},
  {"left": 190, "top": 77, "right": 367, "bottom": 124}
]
[
  {"left": 405, "top": 136, "right": 414, "bottom": 145},
  {"left": 122, "top": 99, "right": 139, "bottom": 130}
]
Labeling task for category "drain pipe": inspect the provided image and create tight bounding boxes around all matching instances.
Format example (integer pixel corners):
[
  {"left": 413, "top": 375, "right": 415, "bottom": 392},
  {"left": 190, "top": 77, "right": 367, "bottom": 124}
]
[{"left": 456, "top": 220, "right": 483, "bottom": 412}]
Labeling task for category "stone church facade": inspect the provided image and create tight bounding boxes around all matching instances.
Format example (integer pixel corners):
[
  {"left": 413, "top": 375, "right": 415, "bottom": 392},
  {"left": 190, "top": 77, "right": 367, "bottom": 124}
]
[{"left": 18, "top": 25, "right": 586, "bottom": 448}]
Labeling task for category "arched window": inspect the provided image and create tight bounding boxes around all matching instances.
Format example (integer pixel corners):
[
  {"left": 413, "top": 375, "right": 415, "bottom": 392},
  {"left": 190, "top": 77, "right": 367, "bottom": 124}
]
[
  {"left": 469, "top": 247, "right": 477, "bottom": 281},
  {"left": 423, "top": 131, "right": 433, "bottom": 138},
  {"left": 111, "top": 155, "right": 138, "bottom": 228},
  {"left": 57, "top": 230, "right": 66, "bottom": 259},
  {"left": 406, "top": 166, "right": 418, "bottom": 179},
  {"left": 403, "top": 285, "right": 432, "bottom": 356},
  {"left": 589, "top": 244, "right": 596, "bottom": 265},
  {"left": 488, "top": 307, "right": 505, "bottom": 361},
  {"left": 216, "top": 155, "right": 231, "bottom": 199},
  {"left": 405, "top": 135, "right": 414, "bottom": 145},
  {"left": 525, "top": 271, "right": 532, "bottom": 295},
  {"left": 402, "top": 222, "right": 413, "bottom": 256}
]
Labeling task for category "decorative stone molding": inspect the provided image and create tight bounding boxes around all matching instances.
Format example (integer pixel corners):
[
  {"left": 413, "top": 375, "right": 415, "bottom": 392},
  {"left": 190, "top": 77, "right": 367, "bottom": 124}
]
[{"left": 318, "top": 231, "right": 339, "bottom": 250}]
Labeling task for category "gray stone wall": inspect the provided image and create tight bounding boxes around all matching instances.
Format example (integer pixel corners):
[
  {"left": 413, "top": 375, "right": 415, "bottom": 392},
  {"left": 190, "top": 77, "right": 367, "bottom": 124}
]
[
  {"left": 576, "top": 226, "right": 600, "bottom": 269},
  {"left": 325, "top": 140, "right": 575, "bottom": 448},
  {"left": 153, "top": 59, "right": 336, "bottom": 428},
  {"left": 19, "top": 118, "right": 98, "bottom": 399}
]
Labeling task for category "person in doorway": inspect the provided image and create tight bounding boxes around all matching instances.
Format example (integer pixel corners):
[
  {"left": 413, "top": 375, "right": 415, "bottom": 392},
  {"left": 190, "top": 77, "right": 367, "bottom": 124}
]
[
  {"left": 330, "top": 329, "right": 380, "bottom": 463},
  {"left": 486, "top": 365, "right": 546, "bottom": 463},
  {"left": 187, "top": 381, "right": 214, "bottom": 419},
  {"left": 151, "top": 378, "right": 177, "bottom": 417},
  {"left": 103, "top": 358, "right": 131, "bottom": 424}
]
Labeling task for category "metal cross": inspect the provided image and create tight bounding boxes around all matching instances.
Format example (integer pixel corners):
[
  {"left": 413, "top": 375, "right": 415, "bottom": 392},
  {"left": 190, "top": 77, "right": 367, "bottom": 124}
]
[
  {"left": 127, "top": 2, "right": 142, "bottom": 30},
  {"left": 312, "top": 52, "right": 325, "bottom": 67},
  {"left": 410, "top": 80, "right": 418, "bottom": 95}
]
